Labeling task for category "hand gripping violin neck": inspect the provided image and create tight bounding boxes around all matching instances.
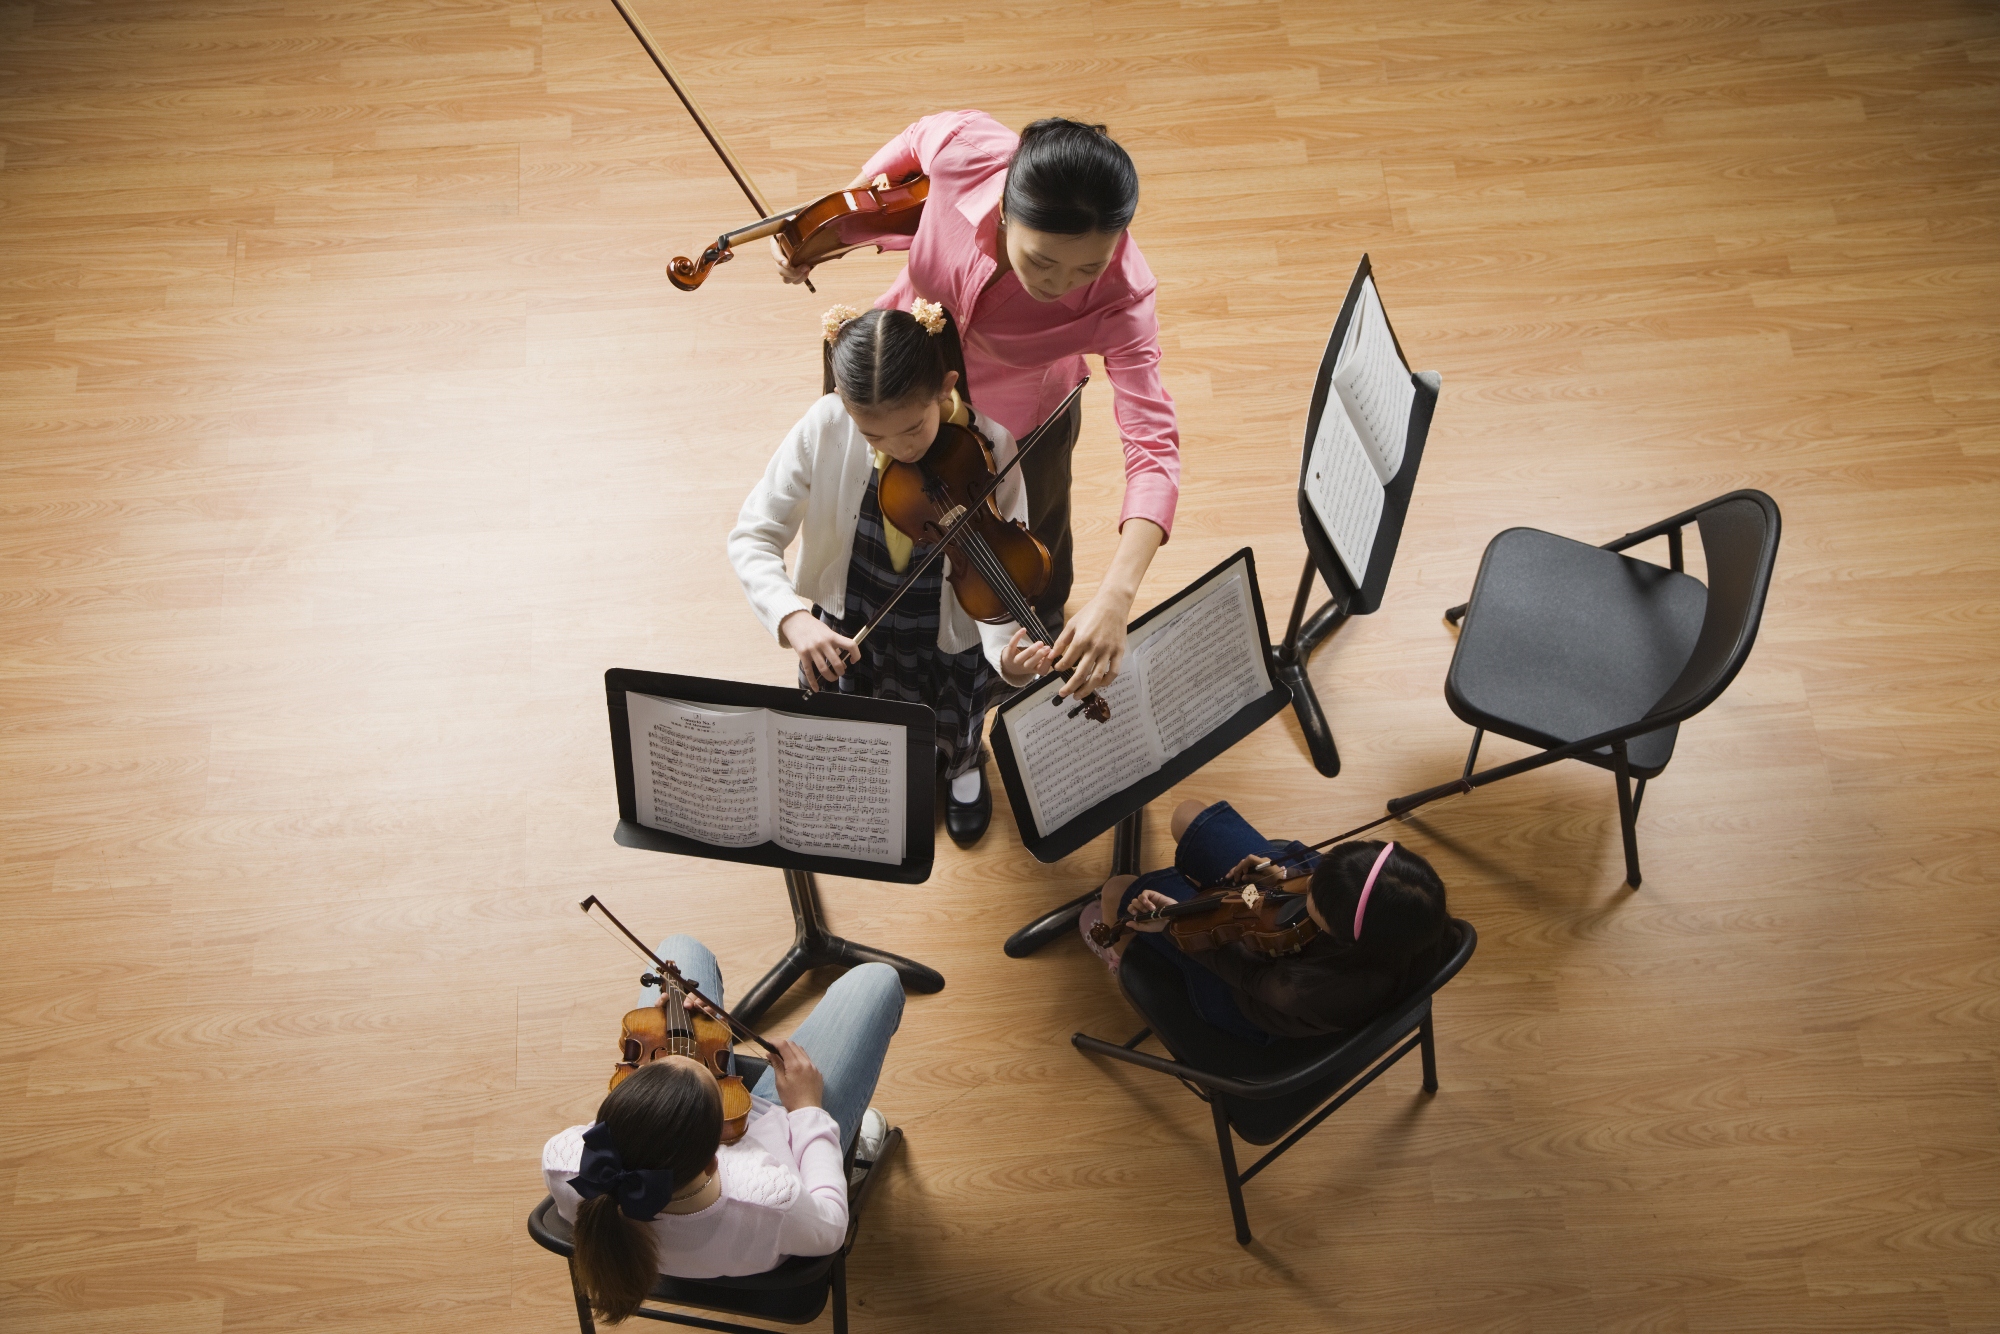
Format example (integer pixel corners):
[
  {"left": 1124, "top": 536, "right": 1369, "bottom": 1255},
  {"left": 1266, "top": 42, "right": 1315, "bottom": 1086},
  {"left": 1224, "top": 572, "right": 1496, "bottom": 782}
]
[{"left": 1090, "top": 881, "right": 1320, "bottom": 958}]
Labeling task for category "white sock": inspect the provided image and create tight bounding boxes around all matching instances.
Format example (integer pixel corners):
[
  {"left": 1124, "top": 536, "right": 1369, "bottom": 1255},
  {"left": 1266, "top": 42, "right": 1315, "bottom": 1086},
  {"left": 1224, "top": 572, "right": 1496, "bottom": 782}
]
[{"left": 950, "top": 770, "right": 982, "bottom": 803}]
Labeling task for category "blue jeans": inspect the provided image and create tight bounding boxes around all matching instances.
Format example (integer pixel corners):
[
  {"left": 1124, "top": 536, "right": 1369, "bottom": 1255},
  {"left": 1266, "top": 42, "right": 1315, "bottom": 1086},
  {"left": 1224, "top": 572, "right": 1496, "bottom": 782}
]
[
  {"left": 642, "top": 935, "right": 903, "bottom": 1152},
  {"left": 1118, "top": 801, "right": 1321, "bottom": 1046}
]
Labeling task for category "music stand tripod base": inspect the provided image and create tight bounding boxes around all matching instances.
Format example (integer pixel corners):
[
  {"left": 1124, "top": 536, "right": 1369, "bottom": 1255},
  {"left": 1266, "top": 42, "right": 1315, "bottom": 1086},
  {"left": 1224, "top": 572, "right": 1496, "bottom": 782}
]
[
  {"left": 734, "top": 868, "right": 945, "bottom": 1027},
  {"left": 1003, "top": 807, "right": 1145, "bottom": 958}
]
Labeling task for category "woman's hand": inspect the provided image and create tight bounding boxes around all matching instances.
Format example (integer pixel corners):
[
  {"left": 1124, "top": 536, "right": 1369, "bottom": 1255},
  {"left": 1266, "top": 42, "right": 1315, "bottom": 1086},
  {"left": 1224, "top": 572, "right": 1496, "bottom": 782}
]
[
  {"left": 770, "top": 236, "right": 815, "bottom": 286},
  {"left": 999, "top": 628, "right": 1056, "bottom": 687},
  {"left": 1049, "top": 594, "right": 1130, "bottom": 697},
  {"left": 767, "top": 1039, "right": 825, "bottom": 1110},
  {"left": 1049, "top": 518, "right": 1164, "bottom": 698},
  {"left": 782, "top": 610, "right": 856, "bottom": 687},
  {"left": 1127, "top": 888, "right": 1178, "bottom": 933}
]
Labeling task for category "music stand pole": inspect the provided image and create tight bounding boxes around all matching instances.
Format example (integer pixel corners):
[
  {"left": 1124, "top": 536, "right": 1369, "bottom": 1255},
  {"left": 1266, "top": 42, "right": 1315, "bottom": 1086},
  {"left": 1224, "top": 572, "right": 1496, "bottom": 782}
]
[
  {"left": 1002, "top": 806, "right": 1145, "bottom": 958},
  {"left": 730, "top": 868, "right": 945, "bottom": 1027},
  {"left": 1270, "top": 557, "right": 1351, "bottom": 779}
]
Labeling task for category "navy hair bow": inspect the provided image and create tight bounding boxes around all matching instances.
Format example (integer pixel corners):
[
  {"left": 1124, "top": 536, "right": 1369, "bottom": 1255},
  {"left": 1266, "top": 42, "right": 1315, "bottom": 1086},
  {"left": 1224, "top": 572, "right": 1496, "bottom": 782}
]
[{"left": 569, "top": 1122, "right": 677, "bottom": 1221}]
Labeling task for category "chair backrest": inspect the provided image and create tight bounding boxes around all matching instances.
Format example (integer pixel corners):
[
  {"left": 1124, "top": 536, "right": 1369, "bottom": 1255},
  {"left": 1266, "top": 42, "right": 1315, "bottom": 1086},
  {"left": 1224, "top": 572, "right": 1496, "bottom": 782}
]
[
  {"left": 525, "top": 1195, "right": 837, "bottom": 1295},
  {"left": 1643, "top": 490, "right": 1780, "bottom": 725}
]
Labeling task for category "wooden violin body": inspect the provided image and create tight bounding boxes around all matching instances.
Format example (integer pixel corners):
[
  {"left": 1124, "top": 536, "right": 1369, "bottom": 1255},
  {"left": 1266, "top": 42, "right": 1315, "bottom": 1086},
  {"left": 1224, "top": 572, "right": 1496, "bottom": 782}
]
[
  {"left": 1090, "top": 884, "right": 1319, "bottom": 958},
  {"left": 877, "top": 421, "right": 1052, "bottom": 625},
  {"left": 876, "top": 421, "right": 1110, "bottom": 723},
  {"left": 669, "top": 174, "right": 929, "bottom": 292},
  {"left": 611, "top": 994, "right": 753, "bottom": 1145}
]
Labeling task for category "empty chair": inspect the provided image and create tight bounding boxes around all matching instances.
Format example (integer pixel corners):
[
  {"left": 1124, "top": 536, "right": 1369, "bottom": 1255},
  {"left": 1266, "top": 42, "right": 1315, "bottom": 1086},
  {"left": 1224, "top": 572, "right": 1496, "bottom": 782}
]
[{"left": 1388, "top": 490, "right": 1780, "bottom": 886}]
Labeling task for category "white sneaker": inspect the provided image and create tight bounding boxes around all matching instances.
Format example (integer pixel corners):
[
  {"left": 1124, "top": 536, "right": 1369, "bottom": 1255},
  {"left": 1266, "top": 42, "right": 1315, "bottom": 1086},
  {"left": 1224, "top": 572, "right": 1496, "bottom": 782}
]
[{"left": 854, "top": 1107, "right": 890, "bottom": 1166}]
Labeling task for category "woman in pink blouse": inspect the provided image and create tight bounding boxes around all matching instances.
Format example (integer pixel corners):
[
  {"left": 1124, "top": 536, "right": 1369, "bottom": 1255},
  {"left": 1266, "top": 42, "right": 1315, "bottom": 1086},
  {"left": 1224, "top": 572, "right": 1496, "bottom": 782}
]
[{"left": 776, "top": 113, "right": 1177, "bottom": 712}]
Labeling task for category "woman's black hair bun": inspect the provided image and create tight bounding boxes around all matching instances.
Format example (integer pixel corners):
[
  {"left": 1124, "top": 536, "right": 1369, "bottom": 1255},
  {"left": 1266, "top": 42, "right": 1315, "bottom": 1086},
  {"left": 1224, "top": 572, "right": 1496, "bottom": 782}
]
[{"left": 1003, "top": 117, "right": 1139, "bottom": 235}]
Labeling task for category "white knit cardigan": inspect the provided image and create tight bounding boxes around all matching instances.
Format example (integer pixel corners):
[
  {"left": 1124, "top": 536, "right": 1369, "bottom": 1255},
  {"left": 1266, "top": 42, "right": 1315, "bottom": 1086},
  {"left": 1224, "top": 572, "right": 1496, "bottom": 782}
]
[{"left": 727, "top": 394, "right": 1028, "bottom": 668}]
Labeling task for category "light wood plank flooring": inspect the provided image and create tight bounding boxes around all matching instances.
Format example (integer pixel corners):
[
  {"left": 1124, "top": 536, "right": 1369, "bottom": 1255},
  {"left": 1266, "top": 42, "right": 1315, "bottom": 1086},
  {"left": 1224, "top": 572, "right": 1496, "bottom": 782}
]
[{"left": 2, "top": 1, "right": 1996, "bottom": 1330}]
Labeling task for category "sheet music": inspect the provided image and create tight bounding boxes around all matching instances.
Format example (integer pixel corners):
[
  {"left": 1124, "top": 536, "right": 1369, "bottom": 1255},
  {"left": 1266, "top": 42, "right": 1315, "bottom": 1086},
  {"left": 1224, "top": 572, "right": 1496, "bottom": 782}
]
[
  {"left": 626, "top": 694, "right": 770, "bottom": 847},
  {"left": 1001, "top": 556, "right": 1276, "bottom": 839},
  {"left": 1007, "top": 671, "right": 1157, "bottom": 837},
  {"left": 1303, "top": 401, "right": 1388, "bottom": 588},
  {"left": 770, "top": 714, "right": 906, "bottom": 865},
  {"left": 1331, "top": 278, "right": 1413, "bottom": 483},
  {"left": 1133, "top": 570, "right": 1273, "bottom": 758}
]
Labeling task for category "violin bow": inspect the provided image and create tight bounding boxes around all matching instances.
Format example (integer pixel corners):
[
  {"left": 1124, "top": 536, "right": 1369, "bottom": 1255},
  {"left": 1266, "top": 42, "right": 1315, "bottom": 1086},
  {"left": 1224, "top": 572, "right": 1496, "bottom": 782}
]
[
  {"left": 578, "top": 895, "right": 785, "bottom": 1069},
  {"left": 606, "top": 0, "right": 816, "bottom": 293},
  {"left": 833, "top": 376, "right": 1089, "bottom": 659}
]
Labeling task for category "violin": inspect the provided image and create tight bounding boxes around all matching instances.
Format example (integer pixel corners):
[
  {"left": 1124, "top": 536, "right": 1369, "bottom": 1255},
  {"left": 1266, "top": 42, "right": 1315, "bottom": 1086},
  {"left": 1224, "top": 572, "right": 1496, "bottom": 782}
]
[
  {"left": 612, "top": 964, "right": 755, "bottom": 1144},
  {"left": 874, "top": 417, "right": 1111, "bottom": 723},
  {"left": 582, "top": 896, "right": 783, "bottom": 1147},
  {"left": 669, "top": 174, "right": 929, "bottom": 292},
  {"left": 832, "top": 380, "right": 1110, "bottom": 722},
  {"left": 1090, "top": 880, "right": 1319, "bottom": 958}
]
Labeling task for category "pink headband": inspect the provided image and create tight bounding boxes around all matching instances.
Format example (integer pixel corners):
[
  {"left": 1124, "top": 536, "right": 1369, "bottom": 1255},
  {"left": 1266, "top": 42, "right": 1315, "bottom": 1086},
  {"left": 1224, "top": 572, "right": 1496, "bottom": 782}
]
[{"left": 1353, "top": 842, "right": 1395, "bottom": 940}]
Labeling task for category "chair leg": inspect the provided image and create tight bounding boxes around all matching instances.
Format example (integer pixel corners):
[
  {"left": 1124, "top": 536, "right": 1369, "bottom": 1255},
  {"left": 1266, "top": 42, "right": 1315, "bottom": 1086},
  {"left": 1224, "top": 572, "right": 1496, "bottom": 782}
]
[
  {"left": 567, "top": 1259, "right": 597, "bottom": 1334},
  {"left": 831, "top": 1255, "right": 848, "bottom": 1334},
  {"left": 1211, "top": 1099, "right": 1253, "bottom": 1245},
  {"left": 1612, "top": 746, "right": 1643, "bottom": 889},
  {"left": 1419, "top": 1010, "right": 1438, "bottom": 1093},
  {"left": 1445, "top": 601, "right": 1468, "bottom": 626}
]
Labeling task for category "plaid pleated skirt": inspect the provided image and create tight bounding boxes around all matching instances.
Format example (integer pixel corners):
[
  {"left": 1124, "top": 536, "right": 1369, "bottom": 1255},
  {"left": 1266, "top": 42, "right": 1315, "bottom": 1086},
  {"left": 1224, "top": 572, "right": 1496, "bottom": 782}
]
[{"left": 808, "top": 468, "right": 999, "bottom": 781}]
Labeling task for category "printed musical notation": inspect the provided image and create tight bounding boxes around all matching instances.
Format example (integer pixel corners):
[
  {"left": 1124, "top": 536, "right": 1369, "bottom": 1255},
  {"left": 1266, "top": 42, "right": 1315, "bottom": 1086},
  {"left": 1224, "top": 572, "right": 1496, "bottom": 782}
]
[
  {"left": 773, "top": 720, "right": 903, "bottom": 863},
  {"left": 626, "top": 695, "right": 908, "bottom": 865},
  {"left": 1003, "top": 563, "right": 1272, "bottom": 838},
  {"left": 1334, "top": 278, "right": 1413, "bottom": 482},
  {"left": 1304, "top": 275, "right": 1415, "bottom": 588}
]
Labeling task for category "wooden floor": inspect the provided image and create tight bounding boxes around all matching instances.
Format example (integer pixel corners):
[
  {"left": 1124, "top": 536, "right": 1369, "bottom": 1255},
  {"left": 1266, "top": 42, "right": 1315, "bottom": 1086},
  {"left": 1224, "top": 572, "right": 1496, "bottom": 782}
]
[{"left": 3, "top": 0, "right": 1997, "bottom": 1330}]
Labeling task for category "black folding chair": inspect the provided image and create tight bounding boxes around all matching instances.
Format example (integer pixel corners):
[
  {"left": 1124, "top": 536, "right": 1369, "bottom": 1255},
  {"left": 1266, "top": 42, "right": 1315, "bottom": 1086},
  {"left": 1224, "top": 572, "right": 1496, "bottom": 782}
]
[
  {"left": 1388, "top": 490, "right": 1781, "bottom": 887},
  {"left": 527, "top": 1058, "right": 901, "bottom": 1334},
  {"left": 1073, "top": 918, "right": 1477, "bottom": 1244}
]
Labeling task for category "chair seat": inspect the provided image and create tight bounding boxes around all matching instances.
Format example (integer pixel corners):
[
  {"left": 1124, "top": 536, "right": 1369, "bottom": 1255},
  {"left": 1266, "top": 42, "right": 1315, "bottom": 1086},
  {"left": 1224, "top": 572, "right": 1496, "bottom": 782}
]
[
  {"left": 1120, "top": 940, "right": 1434, "bottom": 1146},
  {"left": 1448, "top": 527, "right": 1709, "bottom": 777}
]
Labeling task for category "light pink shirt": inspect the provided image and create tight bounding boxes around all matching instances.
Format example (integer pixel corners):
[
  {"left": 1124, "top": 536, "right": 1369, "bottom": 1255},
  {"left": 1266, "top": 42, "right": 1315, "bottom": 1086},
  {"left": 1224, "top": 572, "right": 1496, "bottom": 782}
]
[
  {"left": 859, "top": 110, "right": 1180, "bottom": 539},
  {"left": 542, "top": 1097, "right": 846, "bottom": 1280}
]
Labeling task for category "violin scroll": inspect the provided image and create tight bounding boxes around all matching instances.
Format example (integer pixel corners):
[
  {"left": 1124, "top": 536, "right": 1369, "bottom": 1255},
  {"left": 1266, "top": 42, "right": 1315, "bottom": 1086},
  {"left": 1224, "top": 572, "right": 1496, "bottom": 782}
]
[
  {"left": 1067, "top": 693, "right": 1113, "bottom": 723},
  {"left": 667, "top": 241, "right": 732, "bottom": 291}
]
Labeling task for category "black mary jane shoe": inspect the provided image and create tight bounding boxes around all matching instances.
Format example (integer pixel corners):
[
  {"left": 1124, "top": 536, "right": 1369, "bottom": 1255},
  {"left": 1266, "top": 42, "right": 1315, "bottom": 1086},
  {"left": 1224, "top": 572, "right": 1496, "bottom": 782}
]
[{"left": 945, "top": 762, "right": 993, "bottom": 847}]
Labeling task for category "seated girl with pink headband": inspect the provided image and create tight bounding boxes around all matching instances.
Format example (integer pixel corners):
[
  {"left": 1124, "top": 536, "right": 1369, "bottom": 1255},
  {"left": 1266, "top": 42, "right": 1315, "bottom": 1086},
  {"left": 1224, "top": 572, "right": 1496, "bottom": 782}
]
[{"left": 1080, "top": 799, "right": 1451, "bottom": 1044}]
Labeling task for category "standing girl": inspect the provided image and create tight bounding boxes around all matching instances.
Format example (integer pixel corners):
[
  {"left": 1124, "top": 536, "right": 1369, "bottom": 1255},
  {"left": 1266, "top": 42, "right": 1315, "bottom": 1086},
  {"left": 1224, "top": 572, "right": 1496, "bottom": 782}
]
[
  {"left": 776, "top": 113, "right": 1178, "bottom": 706},
  {"left": 728, "top": 301, "right": 1053, "bottom": 845}
]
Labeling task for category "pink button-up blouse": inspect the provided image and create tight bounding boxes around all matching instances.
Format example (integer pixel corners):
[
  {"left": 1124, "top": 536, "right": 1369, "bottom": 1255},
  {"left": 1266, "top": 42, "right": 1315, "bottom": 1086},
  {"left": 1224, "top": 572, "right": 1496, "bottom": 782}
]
[{"left": 858, "top": 111, "right": 1179, "bottom": 539}]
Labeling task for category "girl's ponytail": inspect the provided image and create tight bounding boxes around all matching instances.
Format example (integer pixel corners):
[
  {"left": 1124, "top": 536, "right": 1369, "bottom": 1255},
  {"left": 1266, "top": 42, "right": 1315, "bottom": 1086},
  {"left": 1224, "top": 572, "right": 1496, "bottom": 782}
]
[
  {"left": 571, "top": 1193, "right": 660, "bottom": 1323},
  {"left": 565, "top": 1062, "right": 723, "bottom": 1323}
]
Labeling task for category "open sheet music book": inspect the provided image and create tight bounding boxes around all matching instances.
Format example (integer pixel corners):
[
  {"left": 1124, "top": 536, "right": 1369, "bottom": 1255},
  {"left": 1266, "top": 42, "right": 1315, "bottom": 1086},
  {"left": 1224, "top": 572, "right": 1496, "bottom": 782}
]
[
  {"left": 1303, "top": 275, "right": 1416, "bottom": 588},
  {"left": 624, "top": 694, "right": 908, "bottom": 866},
  {"left": 1002, "top": 556, "right": 1275, "bottom": 839}
]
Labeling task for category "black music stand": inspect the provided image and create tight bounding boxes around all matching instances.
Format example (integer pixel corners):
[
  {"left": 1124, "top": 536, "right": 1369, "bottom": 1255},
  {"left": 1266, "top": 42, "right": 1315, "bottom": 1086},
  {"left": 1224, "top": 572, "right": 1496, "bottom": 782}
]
[
  {"left": 995, "top": 550, "right": 1292, "bottom": 956},
  {"left": 1278, "top": 254, "right": 1441, "bottom": 777},
  {"left": 606, "top": 669, "right": 945, "bottom": 1025}
]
